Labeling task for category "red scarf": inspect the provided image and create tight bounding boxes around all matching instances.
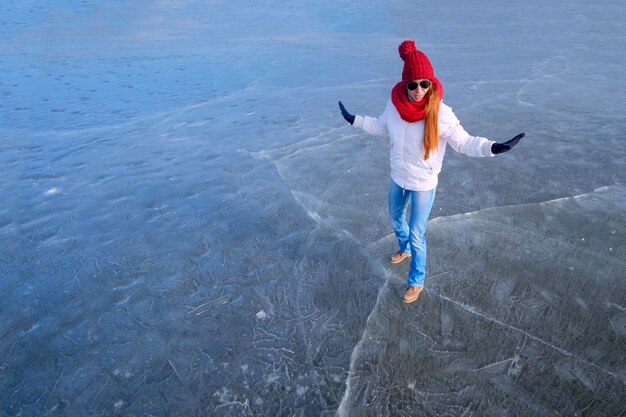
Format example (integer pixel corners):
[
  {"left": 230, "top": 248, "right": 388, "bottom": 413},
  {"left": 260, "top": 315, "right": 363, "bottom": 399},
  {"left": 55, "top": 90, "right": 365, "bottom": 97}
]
[{"left": 390, "top": 78, "right": 444, "bottom": 123}]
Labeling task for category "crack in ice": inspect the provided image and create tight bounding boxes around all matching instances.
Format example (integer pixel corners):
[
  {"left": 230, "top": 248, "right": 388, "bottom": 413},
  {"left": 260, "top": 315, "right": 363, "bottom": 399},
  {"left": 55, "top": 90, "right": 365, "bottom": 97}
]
[{"left": 433, "top": 292, "right": 624, "bottom": 383}]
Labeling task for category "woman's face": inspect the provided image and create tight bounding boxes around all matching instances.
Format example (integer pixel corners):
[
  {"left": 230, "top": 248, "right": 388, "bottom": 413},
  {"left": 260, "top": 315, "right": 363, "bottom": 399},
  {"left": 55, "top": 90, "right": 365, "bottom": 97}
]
[{"left": 406, "top": 79, "right": 431, "bottom": 102}]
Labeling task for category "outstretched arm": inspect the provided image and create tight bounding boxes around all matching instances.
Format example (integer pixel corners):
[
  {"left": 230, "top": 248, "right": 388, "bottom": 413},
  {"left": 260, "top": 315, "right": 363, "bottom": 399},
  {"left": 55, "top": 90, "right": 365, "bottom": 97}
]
[
  {"left": 441, "top": 106, "right": 525, "bottom": 157},
  {"left": 338, "top": 101, "right": 389, "bottom": 136}
]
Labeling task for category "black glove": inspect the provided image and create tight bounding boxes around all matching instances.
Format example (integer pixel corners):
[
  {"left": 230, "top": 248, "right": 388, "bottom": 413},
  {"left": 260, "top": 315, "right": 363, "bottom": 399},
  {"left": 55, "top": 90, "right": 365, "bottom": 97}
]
[
  {"left": 338, "top": 101, "right": 355, "bottom": 125},
  {"left": 492, "top": 133, "right": 525, "bottom": 154}
]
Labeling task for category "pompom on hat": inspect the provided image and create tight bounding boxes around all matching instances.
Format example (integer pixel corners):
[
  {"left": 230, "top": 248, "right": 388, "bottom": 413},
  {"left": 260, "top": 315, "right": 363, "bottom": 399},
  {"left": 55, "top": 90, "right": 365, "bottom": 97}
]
[{"left": 398, "top": 40, "right": 434, "bottom": 82}]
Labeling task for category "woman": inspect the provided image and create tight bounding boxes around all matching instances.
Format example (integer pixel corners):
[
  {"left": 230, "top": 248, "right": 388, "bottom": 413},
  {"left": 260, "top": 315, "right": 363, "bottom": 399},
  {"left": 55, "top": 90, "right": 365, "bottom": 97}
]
[{"left": 338, "top": 40, "right": 524, "bottom": 303}]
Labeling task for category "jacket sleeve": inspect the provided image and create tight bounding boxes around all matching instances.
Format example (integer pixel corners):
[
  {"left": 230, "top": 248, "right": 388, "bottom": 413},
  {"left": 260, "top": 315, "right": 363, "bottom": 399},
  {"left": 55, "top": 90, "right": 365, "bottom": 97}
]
[
  {"left": 352, "top": 103, "right": 389, "bottom": 137},
  {"left": 440, "top": 104, "right": 495, "bottom": 157}
]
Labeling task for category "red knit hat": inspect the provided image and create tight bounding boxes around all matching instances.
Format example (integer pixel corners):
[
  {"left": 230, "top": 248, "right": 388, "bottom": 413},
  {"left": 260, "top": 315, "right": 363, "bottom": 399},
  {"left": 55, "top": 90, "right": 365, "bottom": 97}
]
[{"left": 398, "top": 40, "right": 434, "bottom": 82}]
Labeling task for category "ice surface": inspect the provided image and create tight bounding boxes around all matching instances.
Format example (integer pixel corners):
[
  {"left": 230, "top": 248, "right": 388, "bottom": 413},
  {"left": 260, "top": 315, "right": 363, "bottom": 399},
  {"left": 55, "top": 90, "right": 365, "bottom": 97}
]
[
  {"left": 1, "top": 0, "right": 625, "bottom": 416},
  {"left": 340, "top": 186, "right": 626, "bottom": 416}
]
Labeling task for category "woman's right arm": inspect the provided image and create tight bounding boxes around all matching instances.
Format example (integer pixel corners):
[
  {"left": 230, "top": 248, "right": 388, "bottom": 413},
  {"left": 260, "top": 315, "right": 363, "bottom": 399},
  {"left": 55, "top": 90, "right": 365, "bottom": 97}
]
[
  {"left": 339, "top": 101, "right": 389, "bottom": 136},
  {"left": 353, "top": 103, "right": 389, "bottom": 137}
]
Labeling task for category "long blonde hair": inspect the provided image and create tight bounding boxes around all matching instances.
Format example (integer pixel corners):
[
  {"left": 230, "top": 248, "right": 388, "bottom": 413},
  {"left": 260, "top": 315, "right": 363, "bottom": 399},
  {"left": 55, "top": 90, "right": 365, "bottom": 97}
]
[{"left": 423, "top": 85, "right": 440, "bottom": 160}]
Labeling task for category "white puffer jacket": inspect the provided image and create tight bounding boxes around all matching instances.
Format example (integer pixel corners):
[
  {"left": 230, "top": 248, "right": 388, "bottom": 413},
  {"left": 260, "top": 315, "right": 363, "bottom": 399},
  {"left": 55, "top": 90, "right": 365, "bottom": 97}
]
[{"left": 353, "top": 99, "right": 495, "bottom": 191}]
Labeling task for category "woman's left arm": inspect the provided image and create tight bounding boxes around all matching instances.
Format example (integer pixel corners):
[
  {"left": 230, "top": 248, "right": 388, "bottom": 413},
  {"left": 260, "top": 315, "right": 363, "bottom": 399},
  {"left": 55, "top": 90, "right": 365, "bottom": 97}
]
[
  {"left": 440, "top": 105, "right": 524, "bottom": 157},
  {"left": 440, "top": 107, "right": 495, "bottom": 157}
]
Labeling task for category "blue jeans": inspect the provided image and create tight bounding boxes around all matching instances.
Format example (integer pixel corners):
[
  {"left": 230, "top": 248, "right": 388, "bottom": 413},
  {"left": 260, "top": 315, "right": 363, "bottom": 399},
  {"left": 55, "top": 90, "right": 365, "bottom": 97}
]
[{"left": 388, "top": 180, "right": 436, "bottom": 286}]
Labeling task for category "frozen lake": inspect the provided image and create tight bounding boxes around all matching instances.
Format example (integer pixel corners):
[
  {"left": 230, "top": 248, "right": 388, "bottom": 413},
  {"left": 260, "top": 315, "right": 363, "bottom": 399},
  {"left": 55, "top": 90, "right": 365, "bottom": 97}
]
[{"left": 1, "top": 1, "right": 625, "bottom": 416}]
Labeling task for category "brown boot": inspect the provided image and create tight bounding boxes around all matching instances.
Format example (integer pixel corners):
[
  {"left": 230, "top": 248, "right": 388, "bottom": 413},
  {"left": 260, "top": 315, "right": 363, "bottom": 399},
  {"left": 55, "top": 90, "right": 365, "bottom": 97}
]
[
  {"left": 389, "top": 250, "right": 411, "bottom": 264},
  {"left": 402, "top": 285, "right": 423, "bottom": 303}
]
